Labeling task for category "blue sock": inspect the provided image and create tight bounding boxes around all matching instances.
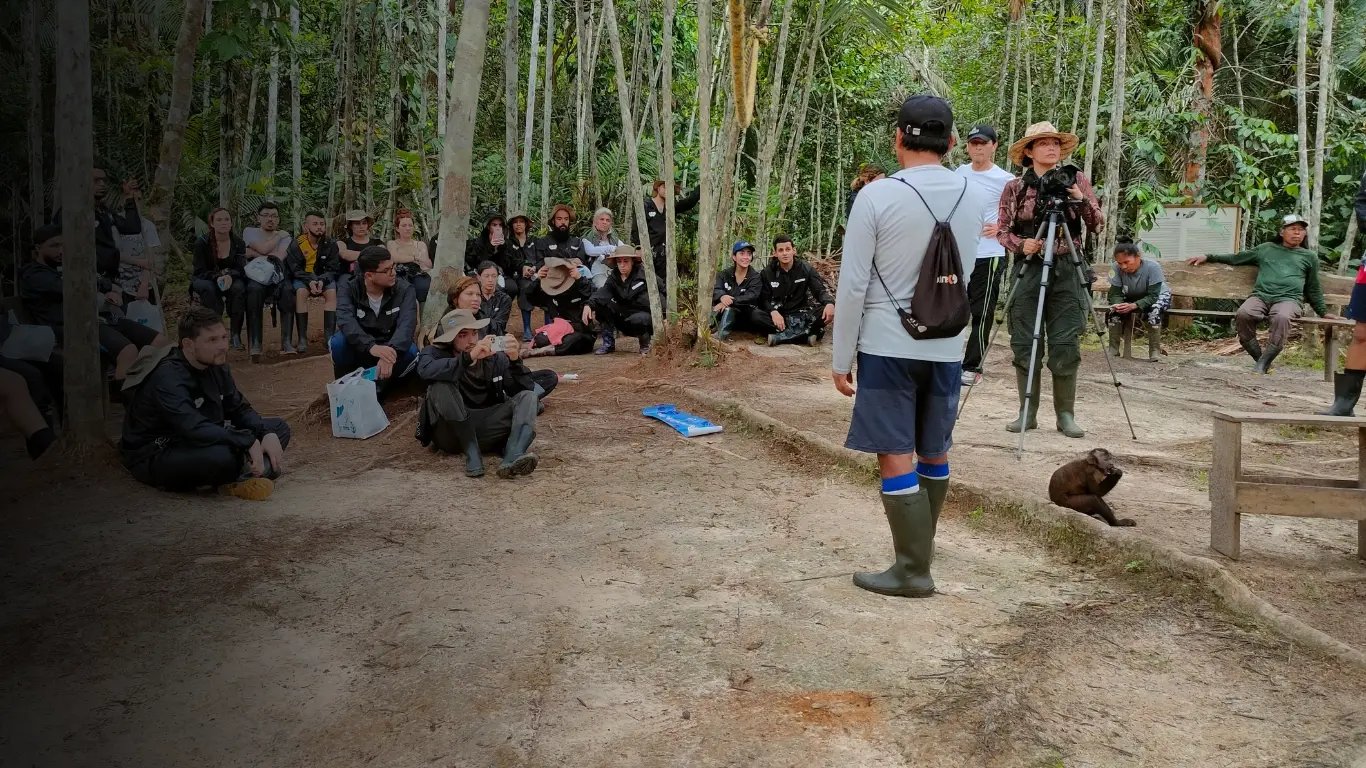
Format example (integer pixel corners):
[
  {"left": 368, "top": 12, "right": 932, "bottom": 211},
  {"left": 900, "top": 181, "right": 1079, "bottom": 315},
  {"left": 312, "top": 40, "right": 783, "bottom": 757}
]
[
  {"left": 881, "top": 472, "right": 920, "bottom": 496},
  {"left": 916, "top": 461, "right": 949, "bottom": 480}
]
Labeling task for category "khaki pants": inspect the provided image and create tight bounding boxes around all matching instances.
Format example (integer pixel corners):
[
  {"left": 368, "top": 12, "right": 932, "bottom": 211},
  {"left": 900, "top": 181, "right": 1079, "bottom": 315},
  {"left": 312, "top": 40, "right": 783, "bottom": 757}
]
[{"left": 1235, "top": 296, "right": 1300, "bottom": 348}]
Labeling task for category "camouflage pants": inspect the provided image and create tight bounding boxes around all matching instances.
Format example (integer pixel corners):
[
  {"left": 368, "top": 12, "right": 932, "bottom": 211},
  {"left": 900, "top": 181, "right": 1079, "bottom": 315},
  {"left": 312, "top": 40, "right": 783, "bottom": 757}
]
[{"left": 1005, "top": 258, "right": 1087, "bottom": 377}]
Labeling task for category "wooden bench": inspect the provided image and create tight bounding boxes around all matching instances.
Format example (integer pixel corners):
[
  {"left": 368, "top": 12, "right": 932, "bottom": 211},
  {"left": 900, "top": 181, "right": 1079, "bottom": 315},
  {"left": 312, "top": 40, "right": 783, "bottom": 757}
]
[
  {"left": 1090, "top": 259, "right": 1355, "bottom": 380},
  {"left": 1209, "top": 411, "right": 1366, "bottom": 560}
]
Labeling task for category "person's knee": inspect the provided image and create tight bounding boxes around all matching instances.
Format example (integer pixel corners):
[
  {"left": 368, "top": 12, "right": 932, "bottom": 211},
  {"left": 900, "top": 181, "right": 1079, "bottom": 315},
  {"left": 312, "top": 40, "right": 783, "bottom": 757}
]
[
  {"left": 328, "top": 332, "right": 348, "bottom": 359},
  {"left": 265, "top": 418, "right": 292, "bottom": 449},
  {"left": 1046, "top": 344, "right": 1081, "bottom": 373}
]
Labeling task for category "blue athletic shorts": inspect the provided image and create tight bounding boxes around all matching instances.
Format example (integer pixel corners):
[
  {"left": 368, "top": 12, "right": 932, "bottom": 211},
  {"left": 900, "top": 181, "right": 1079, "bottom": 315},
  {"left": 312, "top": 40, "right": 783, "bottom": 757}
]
[{"left": 845, "top": 352, "right": 961, "bottom": 457}]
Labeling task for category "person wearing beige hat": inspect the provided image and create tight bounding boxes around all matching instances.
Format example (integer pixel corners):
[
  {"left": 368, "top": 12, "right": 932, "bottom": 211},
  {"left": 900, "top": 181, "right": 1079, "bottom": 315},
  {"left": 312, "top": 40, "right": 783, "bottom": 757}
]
[
  {"left": 524, "top": 256, "right": 597, "bottom": 355},
  {"left": 1188, "top": 213, "right": 1332, "bottom": 373},
  {"left": 587, "top": 243, "right": 654, "bottom": 355},
  {"left": 416, "top": 308, "right": 540, "bottom": 478},
  {"left": 337, "top": 210, "right": 383, "bottom": 274},
  {"left": 997, "top": 121, "right": 1104, "bottom": 439}
]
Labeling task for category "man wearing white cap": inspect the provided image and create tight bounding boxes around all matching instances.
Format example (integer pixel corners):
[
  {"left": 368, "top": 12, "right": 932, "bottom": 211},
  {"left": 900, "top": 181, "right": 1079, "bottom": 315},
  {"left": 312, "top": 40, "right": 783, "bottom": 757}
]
[{"left": 1188, "top": 213, "right": 1332, "bottom": 373}]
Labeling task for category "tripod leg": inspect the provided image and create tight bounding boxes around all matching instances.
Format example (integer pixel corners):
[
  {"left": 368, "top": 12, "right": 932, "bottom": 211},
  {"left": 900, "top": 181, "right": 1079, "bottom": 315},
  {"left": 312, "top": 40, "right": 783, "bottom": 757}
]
[{"left": 1012, "top": 218, "right": 1057, "bottom": 455}]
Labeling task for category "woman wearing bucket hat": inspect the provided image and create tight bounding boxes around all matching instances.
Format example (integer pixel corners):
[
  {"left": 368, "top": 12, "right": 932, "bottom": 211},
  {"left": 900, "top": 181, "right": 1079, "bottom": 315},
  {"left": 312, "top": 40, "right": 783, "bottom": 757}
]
[
  {"left": 588, "top": 244, "right": 654, "bottom": 355},
  {"left": 997, "top": 121, "right": 1103, "bottom": 439},
  {"left": 711, "top": 240, "right": 770, "bottom": 340},
  {"left": 338, "top": 210, "right": 382, "bottom": 274}
]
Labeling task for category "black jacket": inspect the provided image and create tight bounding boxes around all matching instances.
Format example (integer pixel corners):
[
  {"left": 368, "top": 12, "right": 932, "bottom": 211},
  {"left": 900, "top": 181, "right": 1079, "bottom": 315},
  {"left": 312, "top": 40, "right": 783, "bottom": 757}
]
[
  {"left": 478, "top": 290, "right": 513, "bottom": 337},
  {"left": 761, "top": 259, "right": 834, "bottom": 315},
  {"left": 340, "top": 236, "right": 384, "bottom": 275},
  {"left": 53, "top": 200, "right": 142, "bottom": 281},
  {"left": 631, "top": 190, "right": 701, "bottom": 250},
  {"left": 336, "top": 274, "right": 418, "bottom": 351},
  {"left": 466, "top": 216, "right": 516, "bottom": 278},
  {"left": 120, "top": 347, "right": 273, "bottom": 453},
  {"left": 417, "top": 344, "right": 534, "bottom": 409},
  {"left": 527, "top": 233, "right": 586, "bottom": 272},
  {"left": 284, "top": 234, "right": 341, "bottom": 280},
  {"left": 593, "top": 264, "right": 652, "bottom": 316},
  {"left": 192, "top": 233, "right": 247, "bottom": 282},
  {"left": 527, "top": 278, "right": 593, "bottom": 332},
  {"left": 713, "top": 265, "right": 763, "bottom": 308},
  {"left": 507, "top": 235, "right": 535, "bottom": 276},
  {"left": 19, "top": 260, "right": 114, "bottom": 328}
]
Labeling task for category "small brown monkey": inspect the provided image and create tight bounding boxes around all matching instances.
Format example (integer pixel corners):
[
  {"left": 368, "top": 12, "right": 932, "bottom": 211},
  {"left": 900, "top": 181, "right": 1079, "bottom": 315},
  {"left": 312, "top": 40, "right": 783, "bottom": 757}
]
[{"left": 1048, "top": 448, "right": 1136, "bottom": 526}]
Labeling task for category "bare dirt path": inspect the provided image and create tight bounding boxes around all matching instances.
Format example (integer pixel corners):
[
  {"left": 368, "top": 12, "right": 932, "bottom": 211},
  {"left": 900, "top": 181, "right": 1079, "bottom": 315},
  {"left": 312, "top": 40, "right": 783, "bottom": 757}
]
[
  {"left": 706, "top": 334, "right": 1366, "bottom": 650},
  {"left": 3, "top": 355, "right": 1364, "bottom": 767}
]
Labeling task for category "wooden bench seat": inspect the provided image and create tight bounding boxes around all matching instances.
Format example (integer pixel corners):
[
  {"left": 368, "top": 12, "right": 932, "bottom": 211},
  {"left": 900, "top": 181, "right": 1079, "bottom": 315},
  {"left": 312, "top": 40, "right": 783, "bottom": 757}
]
[
  {"left": 1209, "top": 411, "right": 1366, "bottom": 560},
  {"left": 1090, "top": 260, "right": 1356, "bottom": 379}
]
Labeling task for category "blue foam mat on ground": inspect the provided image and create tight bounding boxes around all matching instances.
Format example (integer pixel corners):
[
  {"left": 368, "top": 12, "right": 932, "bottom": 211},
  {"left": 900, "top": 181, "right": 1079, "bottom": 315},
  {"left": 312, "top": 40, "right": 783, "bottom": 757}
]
[{"left": 642, "top": 404, "right": 724, "bottom": 437}]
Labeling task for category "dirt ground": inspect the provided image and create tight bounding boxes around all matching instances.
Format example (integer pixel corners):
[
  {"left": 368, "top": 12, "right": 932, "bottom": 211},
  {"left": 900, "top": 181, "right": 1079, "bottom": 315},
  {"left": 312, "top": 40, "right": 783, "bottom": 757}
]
[{"left": 3, "top": 320, "right": 1365, "bottom": 766}]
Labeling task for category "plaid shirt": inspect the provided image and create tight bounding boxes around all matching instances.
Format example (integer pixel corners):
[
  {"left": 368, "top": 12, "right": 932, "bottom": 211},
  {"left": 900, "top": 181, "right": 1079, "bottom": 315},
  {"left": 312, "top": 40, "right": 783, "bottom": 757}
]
[{"left": 996, "top": 171, "right": 1103, "bottom": 257}]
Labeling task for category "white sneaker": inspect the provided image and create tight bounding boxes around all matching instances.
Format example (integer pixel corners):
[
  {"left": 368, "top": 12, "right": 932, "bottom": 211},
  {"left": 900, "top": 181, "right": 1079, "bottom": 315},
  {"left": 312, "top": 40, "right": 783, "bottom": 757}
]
[{"left": 961, "top": 370, "right": 981, "bottom": 387}]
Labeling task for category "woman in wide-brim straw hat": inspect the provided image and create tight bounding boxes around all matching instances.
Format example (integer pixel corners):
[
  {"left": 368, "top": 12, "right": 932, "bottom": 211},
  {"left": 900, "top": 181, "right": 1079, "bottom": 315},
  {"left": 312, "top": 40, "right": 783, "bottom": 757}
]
[
  {"left": 587, "top": 244, "right": 654, "bottom": 356},
  {"left": 338, "top": 209, "right": 383, "bottom": 274},
  {"left": 996, "top": 121, "right": 1104, "bottom": 441}
]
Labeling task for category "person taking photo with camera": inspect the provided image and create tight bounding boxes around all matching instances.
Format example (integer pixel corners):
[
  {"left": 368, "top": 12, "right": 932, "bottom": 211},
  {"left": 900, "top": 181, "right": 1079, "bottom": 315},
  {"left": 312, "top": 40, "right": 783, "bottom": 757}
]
[{"left": 997, "top": 122, "right": 1103, "bottom": 439}]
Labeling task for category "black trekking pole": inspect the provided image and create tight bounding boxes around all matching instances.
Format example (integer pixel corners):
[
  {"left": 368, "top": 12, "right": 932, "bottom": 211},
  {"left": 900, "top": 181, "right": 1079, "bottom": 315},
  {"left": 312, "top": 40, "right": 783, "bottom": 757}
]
[{"left": 1057, "top": 218, "right": 1138, "bottom": 441}]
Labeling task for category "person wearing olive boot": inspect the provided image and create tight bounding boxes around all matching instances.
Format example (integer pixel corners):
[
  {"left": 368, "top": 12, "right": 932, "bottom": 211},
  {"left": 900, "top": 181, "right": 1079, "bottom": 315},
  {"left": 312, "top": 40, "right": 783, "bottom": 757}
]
[
  {"left": 1105, "top": 239, "right": 1170, "bottom": 362},
  {"left": 998, "top": 122, "right": 1104, "bottom": 438},
  {"left": 416, "top": 309, "right": 540, "bottom": 479},
  {"left": 833, "top": 94, "right": 986, "bottom": 597},
  {"left": 1318, "top": 203, "right": 1366, "bottom": 416},
  {"left": 1188, "top": 214, "right": 1333, "bottom": 374},
  {"left": 712, "top": 240, "right": 770, "bottom": 340}
]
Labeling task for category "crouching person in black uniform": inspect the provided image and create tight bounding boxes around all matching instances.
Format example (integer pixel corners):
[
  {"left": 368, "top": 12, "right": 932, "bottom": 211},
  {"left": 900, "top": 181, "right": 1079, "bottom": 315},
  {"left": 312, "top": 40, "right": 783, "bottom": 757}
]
[
  {"left": 713, "top": 240, "right": 771, "bottom": 340},
  {"left": 762, "top": 234, "right": 836, "bottom": 346},
  {"left": 589, "top": 244, "right": 653, "bottom": 356},
  {"left": 120, "top": 306, "right": 289, "bottom": 500},
  {"left": 417, "top": 308, "right": 539, "bottom": 479},
  {"left": 525, "top": 257, "right": 597, "bottom": 356}
]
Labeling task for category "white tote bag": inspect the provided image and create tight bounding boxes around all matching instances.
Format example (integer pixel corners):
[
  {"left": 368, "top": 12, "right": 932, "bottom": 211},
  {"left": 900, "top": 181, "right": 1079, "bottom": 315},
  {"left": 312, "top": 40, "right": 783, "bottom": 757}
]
[
  {"left": 0, "top": 311, "right": 55, "bottom": 362},
  {"left": 327, "top": 368, "right": 390, "bottom": 439},
  {"left": 125, "top": 299, "right": 165, "bottom": 333}
]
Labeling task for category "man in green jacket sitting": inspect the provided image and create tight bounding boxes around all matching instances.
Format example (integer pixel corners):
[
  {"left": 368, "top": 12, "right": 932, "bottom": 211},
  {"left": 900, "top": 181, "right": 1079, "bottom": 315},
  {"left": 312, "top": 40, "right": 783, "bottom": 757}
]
[{"left": 1188, "top": 213, "right": 1334, "bottom": 373}]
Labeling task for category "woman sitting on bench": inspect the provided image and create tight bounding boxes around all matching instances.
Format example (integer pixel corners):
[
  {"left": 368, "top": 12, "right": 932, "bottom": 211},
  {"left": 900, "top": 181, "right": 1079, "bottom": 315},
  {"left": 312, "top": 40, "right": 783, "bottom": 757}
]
[{"left": 1106, "top": 239, "right": 1171, "bottom": 361}]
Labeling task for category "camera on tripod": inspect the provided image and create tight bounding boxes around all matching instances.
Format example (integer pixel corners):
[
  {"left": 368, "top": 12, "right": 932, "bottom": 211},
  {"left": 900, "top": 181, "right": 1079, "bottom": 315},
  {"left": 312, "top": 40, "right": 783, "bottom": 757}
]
[{"left": 1031, "top": 164, "right": 1081, "bottom": 209}]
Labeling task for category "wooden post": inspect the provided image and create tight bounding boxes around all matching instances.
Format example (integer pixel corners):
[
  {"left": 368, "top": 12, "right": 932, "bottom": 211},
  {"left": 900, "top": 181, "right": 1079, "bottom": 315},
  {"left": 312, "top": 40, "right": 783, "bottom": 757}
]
[
  {"left": 1358, "top": 426, "right": 1365, "bottom": 561},
  {"left": 1323, "top": 326, "right": 1338, "bottom": 383},
  {"left": 1209, "top": 415, "right": 1243, "bottom": 558}
]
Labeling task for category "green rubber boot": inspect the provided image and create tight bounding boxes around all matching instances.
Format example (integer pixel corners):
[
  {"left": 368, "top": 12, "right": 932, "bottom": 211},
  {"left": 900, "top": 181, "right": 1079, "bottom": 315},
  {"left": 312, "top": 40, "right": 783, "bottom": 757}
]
[
  {"left": 852, "top": 491, "right": 936, "bottom": 598},
  {"left": 918, "top": 472, "right": 949, "bottom": 535},
  {"left": 1316, "top": 369, "right": 1364, "bottom": 417},
  {"left": 1052, "top": 373, "right": 1085, "bottom": 438},
  {"left": 1005, "top": 368, "right": 1041, "bottom": 433}
]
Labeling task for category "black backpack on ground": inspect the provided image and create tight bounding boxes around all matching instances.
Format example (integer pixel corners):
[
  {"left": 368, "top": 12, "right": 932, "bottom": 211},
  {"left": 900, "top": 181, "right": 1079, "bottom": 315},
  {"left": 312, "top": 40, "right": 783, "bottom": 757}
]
[{"left": 871, "top": 177, "right": 970, "bottom": 340}]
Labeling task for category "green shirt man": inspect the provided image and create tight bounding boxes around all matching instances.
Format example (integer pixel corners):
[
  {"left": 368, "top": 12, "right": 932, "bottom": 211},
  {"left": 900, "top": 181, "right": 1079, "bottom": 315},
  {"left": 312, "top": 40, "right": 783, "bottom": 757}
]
[{"left": 1187, "top": 213, "right": 1335, "bottom": 372}]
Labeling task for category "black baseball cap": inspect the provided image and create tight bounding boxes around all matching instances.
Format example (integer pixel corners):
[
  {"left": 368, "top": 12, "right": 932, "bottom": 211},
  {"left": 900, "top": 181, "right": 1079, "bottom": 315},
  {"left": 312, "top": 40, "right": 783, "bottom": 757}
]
[
  {"left": 966, "top": 124, "right": 998, "bottom": 143},
  {"left": 897, "top": 94, "right": 953, "bottom": 139}
]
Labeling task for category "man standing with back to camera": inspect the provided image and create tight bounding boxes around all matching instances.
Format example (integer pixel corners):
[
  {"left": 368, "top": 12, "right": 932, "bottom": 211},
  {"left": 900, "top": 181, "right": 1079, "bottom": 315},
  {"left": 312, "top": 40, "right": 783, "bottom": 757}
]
[{"left": 833, "top": 94, "right": 986, "bottom": 598}]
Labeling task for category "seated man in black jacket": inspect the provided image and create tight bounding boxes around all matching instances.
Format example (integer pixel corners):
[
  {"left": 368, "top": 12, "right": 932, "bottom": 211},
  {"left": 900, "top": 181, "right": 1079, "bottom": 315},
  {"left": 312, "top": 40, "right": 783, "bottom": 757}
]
[
  {"left": 416, "top": 308, "right": 539, "bottom": 479},
  {"left": 283, "top": 210, "right": 341, "bottom": 354},
  {"left": 762, "top": 235, "right": 836, "bottom": 346},
  {"left": 525, "top": 257, "right": 596, "bottom": 356},
  {"left": 331, "top": 246, "right": 419, "bottom": 391},
  {"left": 20, "top": 224, "right": 166, "bottom": 397},
  {"left": 119, "top": 306, "right": 288, "bottom": 500},
  {"left": 588, "top": 244, "right": 653, "bottom": 356},
  {"left": 713, "top": 240, "right": 771, "bottom": 340}
]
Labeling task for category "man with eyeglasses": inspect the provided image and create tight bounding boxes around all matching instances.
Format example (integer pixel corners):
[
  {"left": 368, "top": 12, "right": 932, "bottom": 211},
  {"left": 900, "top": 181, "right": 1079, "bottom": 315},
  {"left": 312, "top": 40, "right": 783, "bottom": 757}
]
[{"left": 331, "top": 246, "right": 419, "bottom": 391}]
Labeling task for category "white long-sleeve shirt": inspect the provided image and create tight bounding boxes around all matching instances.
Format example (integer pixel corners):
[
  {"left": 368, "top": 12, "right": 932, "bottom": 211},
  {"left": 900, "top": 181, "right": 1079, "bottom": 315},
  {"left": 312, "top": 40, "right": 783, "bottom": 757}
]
[{"left": 832, "top": 163, "right": 987, "bottom": 374}]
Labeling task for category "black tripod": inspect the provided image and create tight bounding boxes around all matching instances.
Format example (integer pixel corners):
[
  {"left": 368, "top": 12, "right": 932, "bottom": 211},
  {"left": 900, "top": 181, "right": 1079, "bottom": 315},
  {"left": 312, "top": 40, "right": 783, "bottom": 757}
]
[{"left": 1010, "top": 199, "right": 1137, "bottom": 458}]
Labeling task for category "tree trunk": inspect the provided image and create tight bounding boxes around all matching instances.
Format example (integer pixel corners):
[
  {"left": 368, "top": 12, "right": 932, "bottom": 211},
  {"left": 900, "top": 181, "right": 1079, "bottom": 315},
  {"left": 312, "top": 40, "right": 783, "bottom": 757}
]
[
  {"left": 146, "top": 0, "right": 206, "bottom": 237},
  {"left": 1006, "top": 22, "right": 1022, "bottom": 165},
  {"left": 695, "top": 0, "right": 718, "bottom": 338},
  {"left": 241, "top": 9, "right": 263, "bottom": 167},
  {"left": 1182, "top": 0, "right": 1221, "bottom": 202},
  {"left": 24, "top": 0, "right": 45, "bottom": 224},
  {"left": 1100, "top": 0, "right": 1127, "bottom": 256},
  {"left": 574, "top": 0, "right": 588, "bottom": 186},
  {"left": 1293, "top": 0, "right": 1310, "bottom": 218},
  {"left": 429, "top": 0, "right": 492, "bottom": 328},
  {"left": 1024, "top": 47, "right": 1033, "bottom": 127},
  {"left": 995, "top": 21, "right": 1012, "bottom": 126},
  {"left": 728, "top": 0, "right": 748, "bottom": 129},
  {"left": 1069, "top": 0, "right": 1093, "bottom": 132},
  {"left": 364, "top": 1, "right": 379, "bottom": 211},
  {"left": 386, "top": 0, "right": 404, "bottom": 224},
  {"left": 504, "top": 0, "right": 519, "bottom": 211},
  {"left": 538, "top": 0, "right": 554, "bottom": 223},
  {"left": 339, "top": 0, "right": 358, "bottom": 211},
  {"left": 218, "top": 70, "right": 230, "bottom": 207},
  {"left": 1082, "top": 0, "right": 1107, "bottom": 179},
  {"left": 520, "top": 0, "right": 541, "bottom": 214},
  {"left": 1308, "top": 0, "right": 1335, "bottom": 246},
  {"left": 202, "top": 0, "right": 213, "bottom": 112},
  {"left": 56, "top": 0, "right": 103, "bottom": 444},
  {"left": 775, "top": 0, "right": 823, "bottom": 227},
  {"left": 602, "top": 0, "right": 664, "bottom": 337},
  {"left": 661, "top": 0, "right": 679, "bottom": 317},
  {"left": 290, "top": 4, "right": 303, "bottom": 224},
  {"left": 1052, "top": 0, "right": 1064, "bottom": 110},
  {"left": 751, "top": 0, "right": 796, "bottom": 260},
  {"left": 1336, "top": 213, "right": 1357, "bottom": 275},
  {"left": 266, "top": 8, "right": 280, "bottom": 185},
  {"left": 437, "top": 0, "right": 448, "bottom": 138}
]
